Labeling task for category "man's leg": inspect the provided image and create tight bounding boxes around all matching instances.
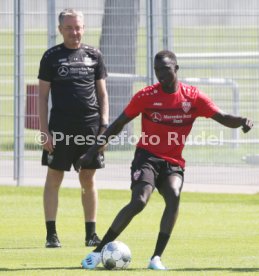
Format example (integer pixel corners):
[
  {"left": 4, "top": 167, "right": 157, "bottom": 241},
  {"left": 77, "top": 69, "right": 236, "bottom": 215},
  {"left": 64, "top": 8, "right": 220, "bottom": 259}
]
[
  {"left": 148, "top": 174, "right": 183, "bottom": 269},
  {"left": 96, "top": 182, "right": 153, "bottom": 251},
  {"left": 44, "top": 167, "right": 64, "bottom": 248},
  {"left": 158, "top": 174, "right": 183, "bottom": 235},
  {"left": 79, "top": 169, "right": 100, "bottom": 246},
  {"left": 112, "top": 182, "right": 154, "bottom": 231},
  {"left": 81, "top": 182, "right": 153, "bottom": 269}
]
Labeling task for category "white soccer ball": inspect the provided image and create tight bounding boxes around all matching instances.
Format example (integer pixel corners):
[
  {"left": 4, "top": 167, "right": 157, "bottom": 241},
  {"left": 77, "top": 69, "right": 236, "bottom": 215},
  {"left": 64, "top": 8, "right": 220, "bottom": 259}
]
[{"left": 101, "top": 241, "right": 131, "bottom": 270}]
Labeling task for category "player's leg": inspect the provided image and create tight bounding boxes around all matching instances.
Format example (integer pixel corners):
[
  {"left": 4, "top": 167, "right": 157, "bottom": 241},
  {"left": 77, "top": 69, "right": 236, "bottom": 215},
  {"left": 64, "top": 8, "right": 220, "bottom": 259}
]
[
  {"left": 75, "top": 126, "right": 104, "bottom": 246},
  {"left": 158, "top": 173, "right": 183, "bottom": 235},
  {"left": 43, "top": 167, "right": 64, "bottom": 248},
  {"left": 102, "top": 181, "right": 154, "bottom": 240},
  {"left": 106, "top": 149, "right": 157, "bottom": 234},
  {"left": 148, "top": 172, "right": 183, "bottom": 270},
  {"left": 41, "top": 129, "right": 74, "bottom": 248},
  {"left": 79, "top": 168, "right": 101, "bottom": 246},
  {"left": 81, "top": 148, "right": 156, "bottom": 269},
  {"left": 81, "top": 181, "right": 154, "bottom": 269}
]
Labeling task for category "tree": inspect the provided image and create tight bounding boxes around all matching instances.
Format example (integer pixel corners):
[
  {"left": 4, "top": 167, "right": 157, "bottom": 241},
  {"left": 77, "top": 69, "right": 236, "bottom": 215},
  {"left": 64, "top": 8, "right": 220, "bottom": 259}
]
[{"left": 100, "top": 0, "right": 140, "bottom": 144}]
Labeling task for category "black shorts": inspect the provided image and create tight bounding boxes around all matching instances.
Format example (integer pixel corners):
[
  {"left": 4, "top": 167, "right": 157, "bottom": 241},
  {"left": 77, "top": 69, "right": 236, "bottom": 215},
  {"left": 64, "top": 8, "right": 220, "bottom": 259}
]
[
  {"left": 42, "top": 125, "right": 105, "bottom": 171},
  {"left": 130, "top": 148, "right": 184, "bottom": 190}
]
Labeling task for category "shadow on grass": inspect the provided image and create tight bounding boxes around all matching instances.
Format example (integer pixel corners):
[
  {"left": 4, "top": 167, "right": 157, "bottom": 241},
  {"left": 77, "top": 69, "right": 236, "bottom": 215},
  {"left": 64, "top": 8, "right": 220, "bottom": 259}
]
[
  {"left": 174, "top": 267, "right": 259, "bottom": 273},
  {"left": 0, "top": 267, "right": 82, "bottom": 271},
  {"left": 0, "top": 267, "right": 141, "bottom": 272},
  {"left": 0, "top": 267, "right": 258, "bottom": 273},
  {"left": 0, "top": 247, "right": 41, "bottom": 250}
]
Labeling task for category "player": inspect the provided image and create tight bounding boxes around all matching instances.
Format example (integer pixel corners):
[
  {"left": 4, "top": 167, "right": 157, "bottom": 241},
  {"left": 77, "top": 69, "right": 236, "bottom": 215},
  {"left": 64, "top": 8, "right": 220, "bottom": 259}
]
[
  {"left": 38, "top": 9, "right": 109, "bottom": 248},
  {"left": 76, "top": 50, "right": 253, "bottom": 269}
]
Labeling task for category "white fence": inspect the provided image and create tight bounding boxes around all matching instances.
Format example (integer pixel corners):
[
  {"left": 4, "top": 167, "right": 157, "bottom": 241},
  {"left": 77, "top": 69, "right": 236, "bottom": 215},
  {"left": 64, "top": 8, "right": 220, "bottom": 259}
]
[{"left": 0, "top": 0, "right": 258, "bottom": 187}]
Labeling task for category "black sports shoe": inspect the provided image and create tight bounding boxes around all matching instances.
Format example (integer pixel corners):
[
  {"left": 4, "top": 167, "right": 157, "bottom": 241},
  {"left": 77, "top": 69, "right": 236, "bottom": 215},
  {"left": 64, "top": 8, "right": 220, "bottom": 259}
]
[
  {"left": 85, "top": 233, "right": 101, "bottom": 247},
  {"left": 45, "top": 233, "right": 61, "bottom": 248}
]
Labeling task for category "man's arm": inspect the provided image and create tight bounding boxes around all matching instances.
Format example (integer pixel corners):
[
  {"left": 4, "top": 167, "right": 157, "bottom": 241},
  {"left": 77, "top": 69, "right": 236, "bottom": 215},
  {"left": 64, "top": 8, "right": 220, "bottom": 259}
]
[
  {"left": 96, "top": 79, "right": 109, "bottom": 133},
  {"left": 38, "top": 79, "right": 53, "bottom": 152},
  {"left": 211, "top": 111, "right": 253, "bottom": 133},
  {"left": 75, "top": 112, "right": 132, "bottom": 171}
]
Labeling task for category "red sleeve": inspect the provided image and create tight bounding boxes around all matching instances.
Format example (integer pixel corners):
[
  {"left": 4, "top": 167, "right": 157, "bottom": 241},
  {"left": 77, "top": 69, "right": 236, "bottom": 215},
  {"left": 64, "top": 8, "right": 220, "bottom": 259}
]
[
  {"left": 124, "top": 92, "right": 144, "bottom": 118},
  {"left": 196, "top": 90, "right": 220, "bottom": 118}
]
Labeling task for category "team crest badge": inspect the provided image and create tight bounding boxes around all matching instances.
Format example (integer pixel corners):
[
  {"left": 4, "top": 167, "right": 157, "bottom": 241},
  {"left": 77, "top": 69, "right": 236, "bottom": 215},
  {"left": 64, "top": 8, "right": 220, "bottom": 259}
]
[
  {"left": 133, "top": 169, "right": 142, "bottom": 181},
  {"left": 84, "top": 57, "right": 94, "bottom": 66},
  {"left": 182, "top": 101, "right": 191, "bottom": 113}
]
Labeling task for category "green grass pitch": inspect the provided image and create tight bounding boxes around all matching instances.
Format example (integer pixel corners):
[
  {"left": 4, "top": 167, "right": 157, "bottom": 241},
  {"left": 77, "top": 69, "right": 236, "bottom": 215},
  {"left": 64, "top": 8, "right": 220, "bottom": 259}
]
[{"left": 0, "top": 185, "right": 259, "bottom": 275}]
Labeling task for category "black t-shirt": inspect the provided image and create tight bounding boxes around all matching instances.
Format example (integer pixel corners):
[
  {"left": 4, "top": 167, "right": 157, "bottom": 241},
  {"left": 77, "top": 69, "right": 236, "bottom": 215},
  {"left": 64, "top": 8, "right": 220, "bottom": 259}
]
[{"left": 38, "top": 43, "right": 107, "bottom": 129}]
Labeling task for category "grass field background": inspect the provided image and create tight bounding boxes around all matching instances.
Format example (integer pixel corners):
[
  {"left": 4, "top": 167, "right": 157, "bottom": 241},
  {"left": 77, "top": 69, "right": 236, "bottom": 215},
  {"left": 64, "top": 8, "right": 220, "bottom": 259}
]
[{"left": 0, "top": 185, "right": 259, "bottom": 275}]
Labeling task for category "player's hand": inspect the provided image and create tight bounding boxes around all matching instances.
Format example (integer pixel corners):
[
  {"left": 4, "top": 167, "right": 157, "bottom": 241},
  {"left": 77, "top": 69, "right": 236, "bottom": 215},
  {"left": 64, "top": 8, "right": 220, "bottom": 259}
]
[
  {"left": 75, "top": 147, "right": 97, "bottom": 172},
  {"left": 41, "top": 131, "right": 54, "bottom": 153},
  {"left": 75, "top": 153, "right": 90, "bottom": 172},
  {"left": 241, "top": 118, "right": 253, "bottom": 133}
]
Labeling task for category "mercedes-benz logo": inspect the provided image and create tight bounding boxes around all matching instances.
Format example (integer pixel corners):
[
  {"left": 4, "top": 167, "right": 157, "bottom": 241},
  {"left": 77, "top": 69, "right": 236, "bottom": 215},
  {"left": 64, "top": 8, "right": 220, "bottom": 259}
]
[
  {"left": 58, "top": 66, "right": 69, "bottom": 77},
  {"left": 151, "top": 112, "right": 162, "bottom": 122}
]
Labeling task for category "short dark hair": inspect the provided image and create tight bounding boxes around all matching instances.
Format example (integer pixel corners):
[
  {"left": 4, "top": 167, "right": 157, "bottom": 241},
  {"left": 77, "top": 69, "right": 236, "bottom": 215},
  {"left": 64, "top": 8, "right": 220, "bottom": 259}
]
[{"left": 155, "top": 50, "right": 177, "bottom": 64}]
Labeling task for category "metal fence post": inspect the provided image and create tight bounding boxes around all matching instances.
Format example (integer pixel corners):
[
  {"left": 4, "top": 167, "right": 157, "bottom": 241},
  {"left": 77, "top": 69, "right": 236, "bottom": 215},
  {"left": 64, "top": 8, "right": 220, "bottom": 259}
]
[
  {"left": 47, "top": 0, "right": 56, "bottom": 49},
  {"left": 146, "top": 0, "right": 159, "bottom": 85},
  {"left": 232, "top": 81, "right": 240, "bottom": 148},
  {"left": 46, "top": 0, "right": 56, "bottom": 121},
  {"left": 14, "top": 0, "right": 25, "bottom": 186},
  {"left": 162, "top": 0, "right": 173, "bottom": 50}
]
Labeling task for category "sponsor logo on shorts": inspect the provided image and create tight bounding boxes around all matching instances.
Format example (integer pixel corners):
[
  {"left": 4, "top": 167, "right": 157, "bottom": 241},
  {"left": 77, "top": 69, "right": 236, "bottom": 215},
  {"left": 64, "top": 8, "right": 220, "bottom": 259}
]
[
  {"left": 47, "top": 154, "right": 54, "bottom": 165},
  {"left": 133, "top": 169, "right": 141, "bottom": 181}
]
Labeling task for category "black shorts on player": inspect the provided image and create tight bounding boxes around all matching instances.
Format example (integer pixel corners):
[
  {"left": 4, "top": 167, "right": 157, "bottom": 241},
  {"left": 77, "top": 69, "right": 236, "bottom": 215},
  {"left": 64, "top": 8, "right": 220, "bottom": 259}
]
[
  {"left": 130, "top": 148, "right": 184, "bottom": 191},
  {"left": 42, "top": 125, "right": 105, "bottom": 171}
]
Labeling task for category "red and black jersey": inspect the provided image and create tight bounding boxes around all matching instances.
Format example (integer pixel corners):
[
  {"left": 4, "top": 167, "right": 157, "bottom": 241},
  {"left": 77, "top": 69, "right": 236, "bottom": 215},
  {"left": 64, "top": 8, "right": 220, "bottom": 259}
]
[
  {"left": 38, "top": 43, "right": 107, "bottom": 129},
  {"left": 124, "top": 82, "right": 219, "bottom": 168}
]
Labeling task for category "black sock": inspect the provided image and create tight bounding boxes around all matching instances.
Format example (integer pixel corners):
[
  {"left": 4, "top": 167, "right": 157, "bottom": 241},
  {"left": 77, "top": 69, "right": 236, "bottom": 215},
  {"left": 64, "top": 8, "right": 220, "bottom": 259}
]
[
  {"left": 151, "top": 232, "right": 170, "bottom": 259},
  {"left": 85, "top": 222, "right": 96, "bottom": 240},
  {"left": 94, "top": 227, "right": 119, "bottom": 253},
  {"left": 46, "top": 221, "right": 57, "bottom": 237}
]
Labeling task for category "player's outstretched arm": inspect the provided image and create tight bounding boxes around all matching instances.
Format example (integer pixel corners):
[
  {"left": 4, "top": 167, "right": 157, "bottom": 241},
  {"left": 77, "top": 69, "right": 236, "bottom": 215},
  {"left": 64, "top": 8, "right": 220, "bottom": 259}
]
[
  {"left": 75, "top": 112, "right": 132, "bottom": 171},
  {"left": 211, "top": 111, "right": 253, "bottom": 133}
]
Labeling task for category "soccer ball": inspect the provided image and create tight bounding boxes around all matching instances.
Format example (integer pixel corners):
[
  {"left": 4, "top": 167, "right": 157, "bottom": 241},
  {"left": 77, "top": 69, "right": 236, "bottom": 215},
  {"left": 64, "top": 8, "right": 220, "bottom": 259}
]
[{"left": 101, "top": 241, "right": 131, "bottom": 270}]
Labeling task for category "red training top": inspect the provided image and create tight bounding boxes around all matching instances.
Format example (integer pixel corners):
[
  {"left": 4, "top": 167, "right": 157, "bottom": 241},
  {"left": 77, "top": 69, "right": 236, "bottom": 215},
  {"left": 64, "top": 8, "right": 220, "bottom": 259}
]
[{"left": 124, "top": 82, "right": 219, "bottom": 168}]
